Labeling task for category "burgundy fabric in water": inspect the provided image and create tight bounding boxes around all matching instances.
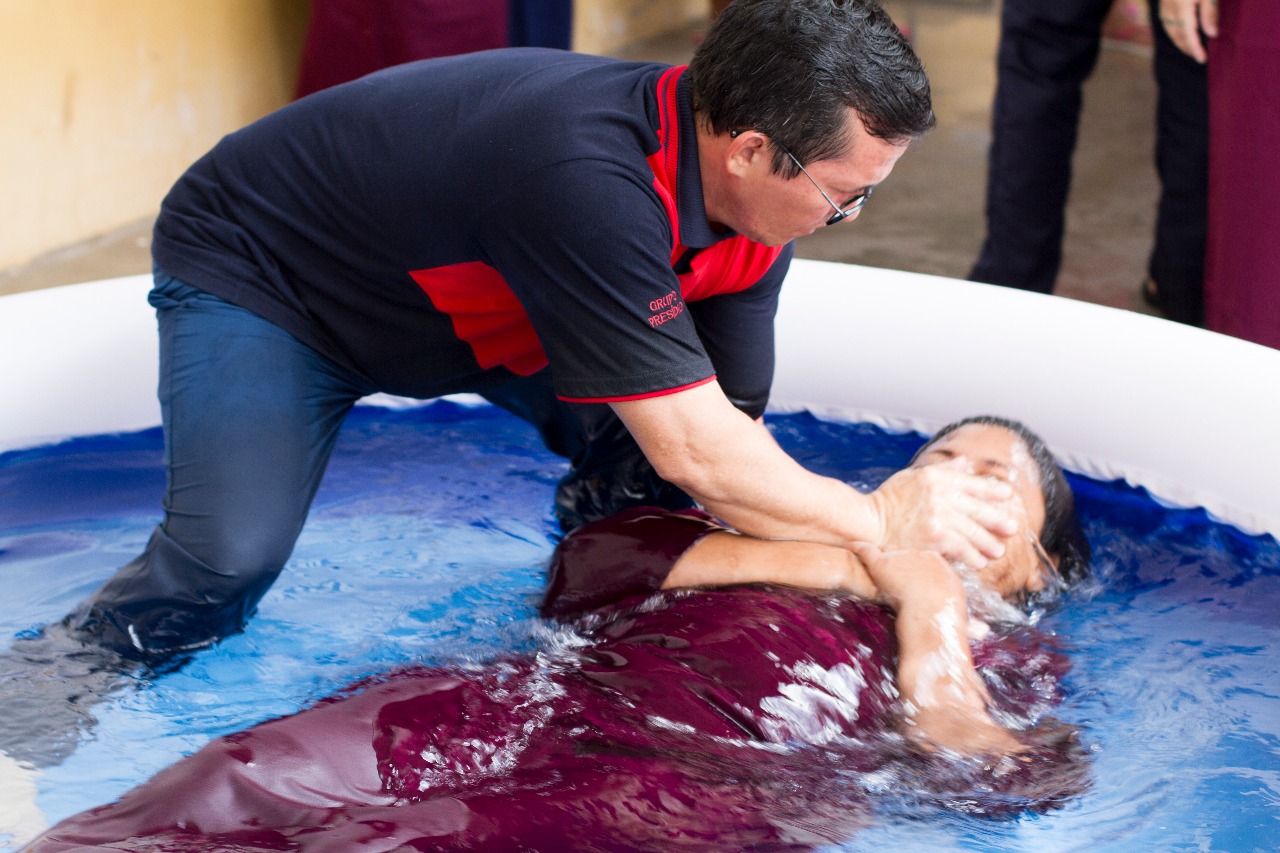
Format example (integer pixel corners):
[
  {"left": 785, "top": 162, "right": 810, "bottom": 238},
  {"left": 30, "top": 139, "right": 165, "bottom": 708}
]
[
  {"left": 540, "top": 506, "right": 728, "bottom": 620},
  {"left": 29, "top": 511, "right": 1085, "bottom": 852},
  {"left": 1204, "top": 0, "right": 1280, "bottom": 349}
]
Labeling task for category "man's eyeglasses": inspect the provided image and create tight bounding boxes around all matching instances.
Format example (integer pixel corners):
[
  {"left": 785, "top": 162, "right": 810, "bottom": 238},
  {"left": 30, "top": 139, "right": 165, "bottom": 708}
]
[{"left": 778, "top": 145, "right": 873, "bottom": 226}]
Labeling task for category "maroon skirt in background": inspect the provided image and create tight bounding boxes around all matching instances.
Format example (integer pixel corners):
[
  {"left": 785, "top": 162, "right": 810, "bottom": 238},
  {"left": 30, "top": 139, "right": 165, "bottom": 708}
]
[
  {"left": 1205, "top": 0, "right": 1280, "bottom": 349},
  {"left": 294, "top": 0, "right": 509, "bottom": 99}
]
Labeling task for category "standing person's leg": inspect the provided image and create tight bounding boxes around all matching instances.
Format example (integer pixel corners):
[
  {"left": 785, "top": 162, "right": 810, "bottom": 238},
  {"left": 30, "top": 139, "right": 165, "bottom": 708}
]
[
  {"left": 65, "top": 271, "right": 373, "bottom": 660},
  {"left": 481, "top": 370, "right": 589, "bottom": 461},
  {"left": 295, "top": 0, "right": 379, "bottom": 99},
  {"left": 508, "top": 0, "right": 574, "bottom": 49},
  {"left": 969, "top": 0, "right": 1113, "bottom": 294},
  {"left": 1146, "top": 0, "right": 1208, "bottom": 325}
]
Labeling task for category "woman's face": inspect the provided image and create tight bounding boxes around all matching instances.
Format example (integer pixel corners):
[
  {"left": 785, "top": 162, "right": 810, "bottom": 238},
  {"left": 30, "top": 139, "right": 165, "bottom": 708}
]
[{"left": 912, "top": 424, "right": 1057, "bottom": 599}]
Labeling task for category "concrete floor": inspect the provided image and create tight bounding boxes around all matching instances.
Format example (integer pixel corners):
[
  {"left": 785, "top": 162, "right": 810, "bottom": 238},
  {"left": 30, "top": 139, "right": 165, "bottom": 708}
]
[{"left": 1, "top": 1, "right": 1161, "bottom": 317}]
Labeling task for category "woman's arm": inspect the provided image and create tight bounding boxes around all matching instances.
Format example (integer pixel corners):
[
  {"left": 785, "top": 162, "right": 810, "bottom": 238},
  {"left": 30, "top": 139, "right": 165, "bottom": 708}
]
[
  {"left": 662, "top": 530, "right": 879, "bottom": 599},
  {"left": 542, "top": 508, "right": 876, "bottom": 620},
  {"left": 666, "top": 532, "right": 1023, "bottom": 754},
  {"left": 851, "top": 543, "right": 1022, "bottom": 755}
]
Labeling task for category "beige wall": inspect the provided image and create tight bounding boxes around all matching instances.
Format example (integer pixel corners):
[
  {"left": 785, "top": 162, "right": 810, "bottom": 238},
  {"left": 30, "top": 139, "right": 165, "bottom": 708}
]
[
  {"left": 0, "top": 0, "right": 701, "bottom": 272},
  {"left": 0, "top": 0, "right": 308, "bottom": 270},
  {"left": 573, "top": 0, "right": 706, "bottom": 56}
]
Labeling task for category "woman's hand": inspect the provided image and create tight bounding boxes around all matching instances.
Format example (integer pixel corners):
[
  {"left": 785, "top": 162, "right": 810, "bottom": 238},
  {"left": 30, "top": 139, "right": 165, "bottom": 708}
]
[
  {"left": 850, "top": 541, "right": 958, "bottom": 610},
  {"left": 905, "top": 705, "right": 1025, "bottom": 756},
  {"left": 1158, "top": 0, "right": 1218, "bottom": 63}
]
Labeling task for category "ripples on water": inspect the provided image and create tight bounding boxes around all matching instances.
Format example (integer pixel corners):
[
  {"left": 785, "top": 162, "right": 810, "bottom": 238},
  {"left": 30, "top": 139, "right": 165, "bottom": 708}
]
[{"left": 1, "top": 402, "right": 1277, "bottom": 851}]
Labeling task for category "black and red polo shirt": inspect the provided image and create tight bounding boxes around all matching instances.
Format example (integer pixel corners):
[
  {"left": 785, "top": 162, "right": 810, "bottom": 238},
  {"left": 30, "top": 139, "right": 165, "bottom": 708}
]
[{"left": 152, "top": 48, "right": 792, "bottom": 412}]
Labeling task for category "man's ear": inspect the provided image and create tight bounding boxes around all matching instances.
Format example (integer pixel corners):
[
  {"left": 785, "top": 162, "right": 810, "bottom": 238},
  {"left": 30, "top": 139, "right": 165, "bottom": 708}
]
[{"left": 725, "top": 130, "right": 770, "bottom": 178}]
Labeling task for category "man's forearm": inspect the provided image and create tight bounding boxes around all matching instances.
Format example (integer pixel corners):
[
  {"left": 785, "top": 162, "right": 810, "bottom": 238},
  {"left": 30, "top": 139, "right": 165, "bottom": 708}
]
[
  {"left": 612, "top": 383, "right": 883, "bottom": 547},
  {"left": 612, "top": 380, "right": 1016, "bottom": 566}
]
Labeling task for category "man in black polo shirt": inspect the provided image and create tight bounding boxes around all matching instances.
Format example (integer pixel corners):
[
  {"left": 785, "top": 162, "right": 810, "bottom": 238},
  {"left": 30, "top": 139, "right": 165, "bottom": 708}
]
[{"left": 64, "top": 0, "right": 1018, "bottom": 660}]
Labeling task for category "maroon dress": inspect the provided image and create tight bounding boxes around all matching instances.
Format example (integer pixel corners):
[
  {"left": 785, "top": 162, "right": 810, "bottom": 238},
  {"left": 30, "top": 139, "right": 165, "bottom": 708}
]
[
  {"left": 1205, "top": 0, "right": 1280, "bottom": 349},
  {"left": 28, "top": 509, "right": 1083, "bottom": 852},
  {"left": 294, "top": 0, "right": 508, "bottom": 100}
]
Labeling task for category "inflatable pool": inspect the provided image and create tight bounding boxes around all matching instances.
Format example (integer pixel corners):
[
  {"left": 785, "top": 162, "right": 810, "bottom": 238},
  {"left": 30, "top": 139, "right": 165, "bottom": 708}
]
[
  {"left": 4, "top": 260, "right": 1279, "bottom": 535},
  {"left": 3, "top": 261, "right": 1280, "bottom": 850}
]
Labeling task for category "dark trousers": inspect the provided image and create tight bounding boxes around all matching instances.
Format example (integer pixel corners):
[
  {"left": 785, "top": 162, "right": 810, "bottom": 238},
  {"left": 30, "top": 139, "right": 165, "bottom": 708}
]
[
  {"left": 508, "top": 0, "right": 574, "bottom": 49},
  {"left": 66, "top": 273, "right": 376, "bottom": 658},
  {"left": 970, "top": 0, "right": 1208, "bottom": 325}
]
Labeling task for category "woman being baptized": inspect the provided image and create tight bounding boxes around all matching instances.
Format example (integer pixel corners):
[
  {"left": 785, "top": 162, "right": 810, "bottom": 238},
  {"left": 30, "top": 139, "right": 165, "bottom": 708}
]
[{"left": 27, "top": 416, "right": 1092, "bottom": 852}]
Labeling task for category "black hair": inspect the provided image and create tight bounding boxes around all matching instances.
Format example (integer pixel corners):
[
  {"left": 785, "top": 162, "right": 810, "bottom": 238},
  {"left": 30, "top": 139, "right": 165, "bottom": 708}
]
[
  {"left": 686, "top": 0, "right": 936, "bottom": 177},
  {"left": 911, "top": 415, "right": 1093, "bottom": 590}
]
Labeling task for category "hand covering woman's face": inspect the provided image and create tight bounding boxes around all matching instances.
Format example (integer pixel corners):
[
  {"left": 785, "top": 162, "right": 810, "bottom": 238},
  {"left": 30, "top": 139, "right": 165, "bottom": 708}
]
[{"left": 912, "top": 424, "right": 1057, "bottom": 599}]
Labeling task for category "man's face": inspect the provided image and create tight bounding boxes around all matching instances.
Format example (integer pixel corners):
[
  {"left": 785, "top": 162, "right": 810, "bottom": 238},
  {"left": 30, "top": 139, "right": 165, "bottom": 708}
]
[{"left": 721, "top": 112, "right": 908, "bottom": 246}]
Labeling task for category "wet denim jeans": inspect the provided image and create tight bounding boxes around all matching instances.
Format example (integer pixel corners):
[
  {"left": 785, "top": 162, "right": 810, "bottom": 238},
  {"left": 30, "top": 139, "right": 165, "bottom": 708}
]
[{"left": 67, "top": 270, "right": 374, "bottom": 658}]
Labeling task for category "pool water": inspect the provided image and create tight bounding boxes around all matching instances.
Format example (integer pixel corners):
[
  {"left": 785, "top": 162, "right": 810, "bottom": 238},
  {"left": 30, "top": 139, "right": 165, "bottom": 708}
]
[{"left": 1, "top": 402, "right": 1277, "bottom": 851}]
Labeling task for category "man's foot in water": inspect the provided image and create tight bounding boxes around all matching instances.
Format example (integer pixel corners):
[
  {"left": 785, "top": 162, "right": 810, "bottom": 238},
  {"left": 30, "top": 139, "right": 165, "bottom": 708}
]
[
  {"left": 0, "top": 622, "right": 144, "bottom": 843},
  {"left": 0, "top": 621, "right": 139, "bottom": 770}
]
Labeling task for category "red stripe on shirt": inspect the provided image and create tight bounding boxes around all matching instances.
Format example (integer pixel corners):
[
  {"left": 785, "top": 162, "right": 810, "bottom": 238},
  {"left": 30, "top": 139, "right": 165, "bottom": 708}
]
[{"left": 556, "top": 374, "right": 717, "bottom": 404}]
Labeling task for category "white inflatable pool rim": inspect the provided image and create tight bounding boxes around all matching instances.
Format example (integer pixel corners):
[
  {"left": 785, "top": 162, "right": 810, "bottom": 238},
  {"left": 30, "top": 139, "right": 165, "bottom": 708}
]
[{"left": 3, "top": 261, "right": 1278, "bottom": 537}]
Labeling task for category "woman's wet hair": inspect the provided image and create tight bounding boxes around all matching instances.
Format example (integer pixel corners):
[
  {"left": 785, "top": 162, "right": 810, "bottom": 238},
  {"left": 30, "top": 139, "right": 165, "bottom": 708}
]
[
  {"left": 911, "top": 416, "right": 1093, "bottom": 592},
  {"left": 686, "top": 0, "right": 936, "bottom": 177}
]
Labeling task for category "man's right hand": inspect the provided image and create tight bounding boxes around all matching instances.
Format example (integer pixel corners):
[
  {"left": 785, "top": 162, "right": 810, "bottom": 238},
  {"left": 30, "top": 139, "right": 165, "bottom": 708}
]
[{"left": 867, "top": 456, "right": 1018, "bottom": 568}]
